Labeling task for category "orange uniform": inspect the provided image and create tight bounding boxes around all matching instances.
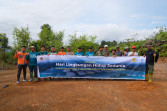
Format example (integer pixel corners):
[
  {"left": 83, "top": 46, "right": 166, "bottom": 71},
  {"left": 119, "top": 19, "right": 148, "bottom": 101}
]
[
  {"left": 58, "top": 51, "right": 66, "bottom": 55},
  {"left": 14, "top": 51, "right": 28, "bottom": 65}
]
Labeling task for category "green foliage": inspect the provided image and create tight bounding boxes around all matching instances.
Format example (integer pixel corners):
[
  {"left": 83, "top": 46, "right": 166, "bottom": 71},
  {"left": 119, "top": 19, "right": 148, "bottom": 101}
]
[
  {"left": 1, "top": 25, "right": 167, "bottom": 69},
  {"left": 29, "top": 40, "right": 43, "bottom": 52},
  {"left": 13, "top": 26, "right": 31, "bottom": 50},
  {"left": 69, "top": 34, "right": 99, "bottom": 53},
  {"left": 38, "top": 24, "right": 64, "bottom": 52},
  {"left": 0, "top": 33, "right": 8, "bottom": 48},
  {"left": 101, "top": 40, "right": 117, "bottom": 47}
]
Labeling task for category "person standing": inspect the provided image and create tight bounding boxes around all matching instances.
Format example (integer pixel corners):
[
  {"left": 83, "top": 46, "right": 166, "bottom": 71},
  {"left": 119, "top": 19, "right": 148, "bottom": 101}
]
[
  {"left": 38, "top": 45, "right": 48, "bottom": 55},
  {"left": 48, "top": 46, "right": 57, "bottom": 55},
  {"left": 96, "top": 46, "right": 105, "bottom": 56},
  {"left": 124, "top": 46, "right": 129, "bottom": 56},
  {"left": 104, "top": 45, "right": 110, "bottom": 56},
  {"left": 74, "top": 47, "right": 84, "bottom": 56},
  {"left": 144, "top": 45, "right": 156, "bottom": 82},
  {"left": 65, "top": 46, "right": 74, "bottom": 55},
  {"left": 85, "top": 47, "right": 94, "bottom": 56},
  {"left": 14, "top": 46, "right": 28, "bottom": 84},
  {"left": 38, "top": 45, "right": 48, "bottom": 81},
  {"left": 26, "top": 46, "right": 38, "bottom": 82},
  {"left": 128, "top": 46, "right": 138, "bottom": 56},
  {"left": 58, "top": 46, "right": 66, "bottom": 55},
  {"left": 47, "top": 46, "right": 57, "bottom": 80},
  {"left": 115, "top": 46, "right": 123, "bottom": 56},
  {"left": 110, "top": 49, "right": 117, "bottom": 57}
]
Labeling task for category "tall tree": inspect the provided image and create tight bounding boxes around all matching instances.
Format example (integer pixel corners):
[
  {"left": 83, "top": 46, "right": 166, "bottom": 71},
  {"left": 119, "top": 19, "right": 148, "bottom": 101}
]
[
  {"left": 13, "top": 26, "right": 31, "bottom": 50},
  {"left": 38, "top": 24, "right": 64, "bottom": 51}
]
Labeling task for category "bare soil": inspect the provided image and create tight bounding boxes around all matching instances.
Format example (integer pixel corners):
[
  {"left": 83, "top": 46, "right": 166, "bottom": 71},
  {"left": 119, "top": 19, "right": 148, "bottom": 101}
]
[{"left": 0, "top": 58, "right": 167, "bottom": 111}]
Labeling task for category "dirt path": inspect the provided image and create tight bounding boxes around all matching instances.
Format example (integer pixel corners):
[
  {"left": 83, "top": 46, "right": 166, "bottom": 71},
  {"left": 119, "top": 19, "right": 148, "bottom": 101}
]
[{"left": 0, "top": 61, "right": 167, "bottom": 111}]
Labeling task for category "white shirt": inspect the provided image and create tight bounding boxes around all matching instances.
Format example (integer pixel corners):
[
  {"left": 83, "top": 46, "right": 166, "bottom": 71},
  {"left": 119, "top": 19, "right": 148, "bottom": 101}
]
[{"left": 128, "top": 52, "right": 138, "bottom": 56}]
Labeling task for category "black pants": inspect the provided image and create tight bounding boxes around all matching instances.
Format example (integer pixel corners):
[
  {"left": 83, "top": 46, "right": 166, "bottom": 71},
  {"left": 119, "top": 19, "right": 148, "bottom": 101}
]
[{"left": 17, "top": 64, "right": 27, "bottom": 80}]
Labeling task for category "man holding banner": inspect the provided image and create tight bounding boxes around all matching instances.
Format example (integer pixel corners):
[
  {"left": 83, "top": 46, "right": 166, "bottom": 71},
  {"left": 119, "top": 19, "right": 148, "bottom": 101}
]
[
  {"left": 74, "top": 47, "right": 84, "bottom": 56},
  {"left": 144, "top": 45, "right": 156, "bottom": 82},
  {"left": 96, "top": 46, "right": 105, "bottom": 56},
  {"left": 85, "top": 47, "right": 94, "bottom": 56},
  {"left": 65, "top": 46, "right": 74, "bottom": 55},
  {"left": 128, "top": 46, "right": 138, "bottom": 56}
]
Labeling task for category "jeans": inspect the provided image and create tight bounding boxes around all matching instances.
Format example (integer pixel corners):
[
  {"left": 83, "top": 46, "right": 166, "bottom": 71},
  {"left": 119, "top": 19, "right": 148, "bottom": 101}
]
[
  {"left": 17, "top": 64, "right": 27, "bottom": 80},
  {"left": 29, "top": 65, "right": 37, "bottom": 79}
]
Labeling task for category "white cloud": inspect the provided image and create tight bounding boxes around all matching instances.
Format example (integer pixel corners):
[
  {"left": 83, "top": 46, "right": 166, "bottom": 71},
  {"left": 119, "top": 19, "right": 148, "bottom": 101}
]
[
  {"left": 0, "top": 0, "right": 160, "bottom": 46},
  {"left": 54, "top": 23, "right": 154, "bottom": 45}
]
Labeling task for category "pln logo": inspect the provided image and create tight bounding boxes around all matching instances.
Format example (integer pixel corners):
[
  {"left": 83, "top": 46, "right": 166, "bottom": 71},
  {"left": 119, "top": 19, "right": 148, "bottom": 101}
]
[
  {"left": 132, "top": 58, "right": 136, "bottom": 62},
  {"left": 133, "top": 58, "right": 144, "bottom": 62},
  {"left": 40, "top": 57, "right": 43, "bottom": 61}
]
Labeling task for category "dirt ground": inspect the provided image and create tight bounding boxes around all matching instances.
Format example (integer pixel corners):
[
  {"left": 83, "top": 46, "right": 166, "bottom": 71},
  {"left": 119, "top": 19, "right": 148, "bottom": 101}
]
[{"left": 0, "top": 58, "right": 167, "bottom": 111}]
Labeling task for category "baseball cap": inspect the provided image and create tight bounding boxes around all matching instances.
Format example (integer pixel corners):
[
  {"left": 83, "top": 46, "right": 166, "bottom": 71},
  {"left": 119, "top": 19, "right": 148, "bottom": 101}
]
[
  {"left": 30, "top": 46, "right": 35, "bottom": 49},
  {"left": 99, "top": 46, "right": 104, "bottom": 49},
  {"left": 125, "top": 46, "right": 129, "bottom": 49},
  {"left": 104, "top": 45, "right": 108, "bottom": 48},
  {"left": 89, "top": 47, "right": 93, "bottom": 49},
  {"left": 132, "top": 46, "right": 136, "bottom": 49}
]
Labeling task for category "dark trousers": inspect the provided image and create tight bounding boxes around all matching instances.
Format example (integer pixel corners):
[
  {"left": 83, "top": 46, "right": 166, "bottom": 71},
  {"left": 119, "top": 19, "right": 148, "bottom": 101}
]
[
  {"left": 29, "top": 65, "right": 37, "bottom": 79},
  {"left": 17, "top": 64, "right": 27, "bottom": 80}
]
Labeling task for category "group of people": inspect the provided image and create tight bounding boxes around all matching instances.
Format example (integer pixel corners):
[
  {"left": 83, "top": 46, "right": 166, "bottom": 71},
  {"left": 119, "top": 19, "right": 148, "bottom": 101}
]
[{"left": 14, "top": 44, "right": 156, "bottom": 83}]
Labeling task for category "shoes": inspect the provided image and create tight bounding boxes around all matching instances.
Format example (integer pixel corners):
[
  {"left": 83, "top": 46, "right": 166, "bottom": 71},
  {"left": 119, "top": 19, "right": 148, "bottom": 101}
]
[
  {"left": 37, "top": 78, "right": 40, "bottom": 82},
  {"left": 29, "top": 78, "right": 33, "bottom": 82},
  {"left": 17, "top": 80, "right": 20, "bottom": 84},
  {"left": 34, "top": 78, "right": 37, "bottom": 81},
  {"left": 49, "top": 77, "right": 52, "bottom": 81},
  {"left": 23, "top": 79, "right": 27, "bottom": 82}
]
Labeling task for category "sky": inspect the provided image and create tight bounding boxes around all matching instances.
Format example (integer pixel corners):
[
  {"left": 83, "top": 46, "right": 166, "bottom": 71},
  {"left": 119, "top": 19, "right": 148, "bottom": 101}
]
[{"left": 0, "top": 0, "right": 167, "bottom": 46}]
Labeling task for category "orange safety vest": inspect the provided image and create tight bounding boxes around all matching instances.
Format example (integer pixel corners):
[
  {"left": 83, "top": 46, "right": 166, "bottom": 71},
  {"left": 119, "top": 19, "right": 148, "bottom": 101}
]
[{"left": 14, "top": 51, "right": 28, "bottom": 65}]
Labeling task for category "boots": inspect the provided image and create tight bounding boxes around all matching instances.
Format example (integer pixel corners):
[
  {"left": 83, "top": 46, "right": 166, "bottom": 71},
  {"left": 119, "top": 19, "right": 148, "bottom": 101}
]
[{"left": 149, "top": 75, "right": 152, "bottom": 82}]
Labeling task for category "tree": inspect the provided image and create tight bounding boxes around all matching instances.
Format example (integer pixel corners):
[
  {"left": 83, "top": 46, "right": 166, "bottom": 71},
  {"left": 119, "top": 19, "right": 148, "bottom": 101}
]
[
  {"left": 38, "top": 24, "right": 64, "bottom": 51},
  {"left": 100, "top": 40, "right": 117, "bottom": 47},
  {"left": 13, "top": 26, "right": 31, "bottom": 50},
  {"left": 29, "top": 40, "right": 43, "bottom": 52},
  {"left": 69, "top": 34, "right": 99, "bottom": 53},
  {"left": 0, "top": 33, "right": 9, "bottom": 62},
  {"left": 0, "top": 33, "right": 8, "bottom": 48}
]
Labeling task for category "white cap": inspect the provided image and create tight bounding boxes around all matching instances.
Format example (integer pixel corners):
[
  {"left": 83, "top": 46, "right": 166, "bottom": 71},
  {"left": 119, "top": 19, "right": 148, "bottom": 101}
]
[
  {"left": 125, "top": 46, "right": 129, "bottom": 49},
  {"left": 104, "top": 45, "right": 108, "bottom": 47},
  {"left": 30, "top": 46, "right": 35, "bottom": 49}
]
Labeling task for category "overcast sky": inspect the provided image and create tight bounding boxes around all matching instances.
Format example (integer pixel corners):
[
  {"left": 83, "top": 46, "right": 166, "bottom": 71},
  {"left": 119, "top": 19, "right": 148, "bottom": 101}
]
[{"left": 0, "top": 0, "right": 167, "bottom": 46}]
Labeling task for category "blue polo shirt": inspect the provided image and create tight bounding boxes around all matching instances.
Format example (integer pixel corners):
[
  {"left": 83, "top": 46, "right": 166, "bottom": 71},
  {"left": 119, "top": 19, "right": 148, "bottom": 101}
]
[
  {"left": 85, "top": 52, "right": 94, "bottom": 56},
  {"left": 38, "top": 51, "right": 48, "bottom": 55},
  {"left": 74, "top": 52, "right": 84, "bottom": 56}
]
